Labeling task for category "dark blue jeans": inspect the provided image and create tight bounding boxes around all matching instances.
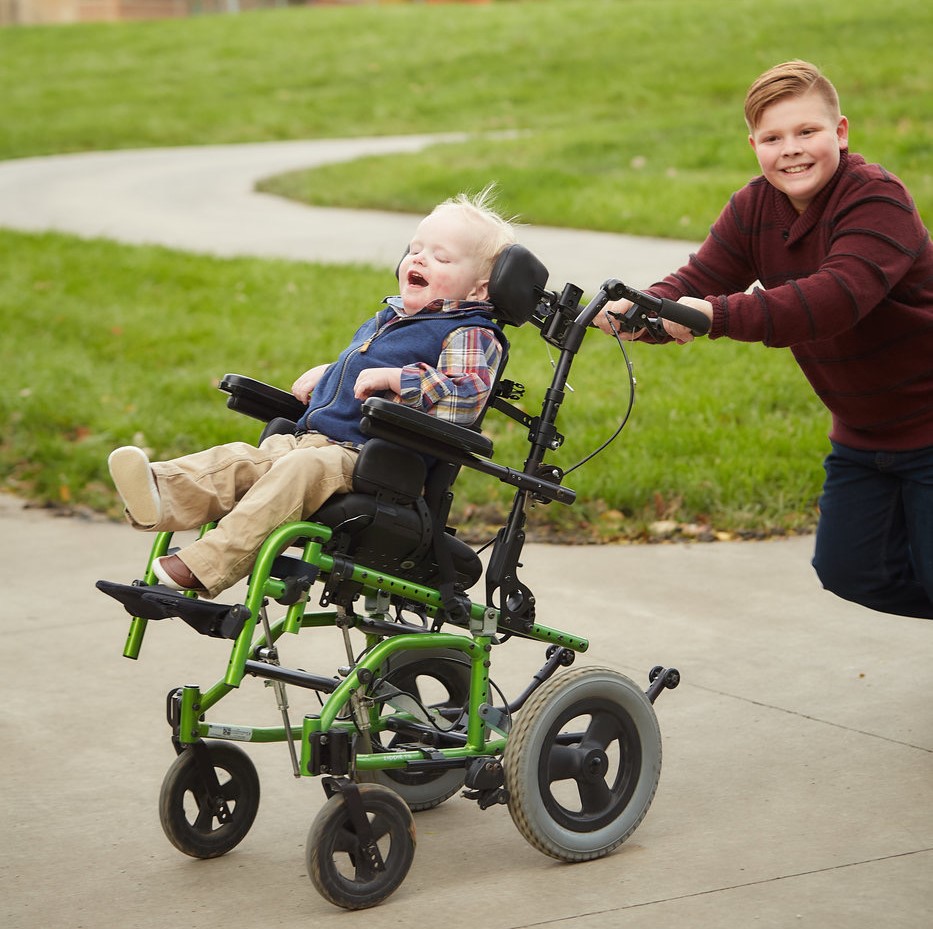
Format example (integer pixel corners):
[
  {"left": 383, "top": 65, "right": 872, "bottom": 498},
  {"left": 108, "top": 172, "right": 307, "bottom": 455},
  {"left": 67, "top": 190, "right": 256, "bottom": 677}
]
[{"left": 812, "top": 441, "right": 933, "bottom": 619}]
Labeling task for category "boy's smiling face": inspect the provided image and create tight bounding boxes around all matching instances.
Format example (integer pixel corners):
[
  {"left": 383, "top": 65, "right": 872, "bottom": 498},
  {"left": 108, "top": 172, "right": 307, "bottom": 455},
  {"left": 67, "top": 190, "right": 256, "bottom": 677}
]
[
  {"left": 749, "top": 90, "right": 849, "bottom": 214},
  {"left": 399, "top": 209, "right": 489, "bottom": 314}
]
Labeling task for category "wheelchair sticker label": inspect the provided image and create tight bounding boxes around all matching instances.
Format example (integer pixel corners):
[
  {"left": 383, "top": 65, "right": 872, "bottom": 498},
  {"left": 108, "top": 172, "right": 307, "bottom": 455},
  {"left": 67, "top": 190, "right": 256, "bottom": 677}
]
[{"left": 206, "top": 724, "right": 253, "bottom": 742}]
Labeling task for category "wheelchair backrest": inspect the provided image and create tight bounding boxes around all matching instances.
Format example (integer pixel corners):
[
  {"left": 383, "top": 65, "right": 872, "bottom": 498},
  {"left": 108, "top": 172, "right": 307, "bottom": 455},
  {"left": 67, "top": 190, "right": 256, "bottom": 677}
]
[
  {"left": 414, "top": 244, "right": 549, "bottom": 520},
  {"left": 317, "top": 243, "right": 551, "bottom": 596}
]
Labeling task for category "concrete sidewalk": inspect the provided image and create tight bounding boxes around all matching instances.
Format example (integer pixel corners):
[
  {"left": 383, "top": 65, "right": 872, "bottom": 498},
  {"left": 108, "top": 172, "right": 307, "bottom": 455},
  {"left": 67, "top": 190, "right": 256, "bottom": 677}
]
[
  {"left": 1, "top": 138, "right": 931, "bottom": 928},
  {"left": 1, "top": 493, "right": 930, "bottom": 928}
]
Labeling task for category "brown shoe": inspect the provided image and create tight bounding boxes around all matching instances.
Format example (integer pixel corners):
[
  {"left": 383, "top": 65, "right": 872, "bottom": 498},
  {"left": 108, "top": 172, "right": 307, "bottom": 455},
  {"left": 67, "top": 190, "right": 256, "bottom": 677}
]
[{"left": 153, "top": 554, "right": 204, "bottom": 593}]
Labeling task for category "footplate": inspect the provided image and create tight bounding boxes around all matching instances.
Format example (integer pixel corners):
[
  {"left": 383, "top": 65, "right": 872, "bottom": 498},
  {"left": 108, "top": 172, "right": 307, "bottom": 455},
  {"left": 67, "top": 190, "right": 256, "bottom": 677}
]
[{"left": 96, "top": 579, "right": 250, "bottom": 640}]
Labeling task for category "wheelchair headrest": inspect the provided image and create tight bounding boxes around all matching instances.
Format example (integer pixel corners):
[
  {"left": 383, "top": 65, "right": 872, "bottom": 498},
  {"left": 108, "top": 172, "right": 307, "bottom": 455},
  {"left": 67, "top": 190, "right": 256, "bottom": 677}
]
[
  {"left": 487, "top": 244, "right": 550, "bottom": 327},
  {"left": 395, "top": 243, "right": 549, "bottom": 328}
]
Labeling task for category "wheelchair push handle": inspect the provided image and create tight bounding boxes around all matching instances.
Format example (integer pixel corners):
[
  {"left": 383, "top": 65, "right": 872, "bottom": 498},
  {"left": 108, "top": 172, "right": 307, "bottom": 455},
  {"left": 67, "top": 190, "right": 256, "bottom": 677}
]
[{"left": 602, "top": 280, "right": 711, "bottom": 337}]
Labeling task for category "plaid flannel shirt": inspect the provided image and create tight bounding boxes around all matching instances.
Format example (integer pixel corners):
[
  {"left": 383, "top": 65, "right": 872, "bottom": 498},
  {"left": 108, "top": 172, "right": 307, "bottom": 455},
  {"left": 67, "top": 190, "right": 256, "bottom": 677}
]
[{"left": 392, "top": 299, "right": 503, "bottom": 425}]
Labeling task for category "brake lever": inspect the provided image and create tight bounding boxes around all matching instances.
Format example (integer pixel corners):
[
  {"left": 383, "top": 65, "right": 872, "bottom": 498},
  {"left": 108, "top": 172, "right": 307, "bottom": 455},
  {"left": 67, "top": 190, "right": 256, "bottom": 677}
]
[
  {"left": 605, "top": 280, "right": 710, "bottom": 337},
  {"left": 606, "top": 306, "right": 664, "bottom": 339}
]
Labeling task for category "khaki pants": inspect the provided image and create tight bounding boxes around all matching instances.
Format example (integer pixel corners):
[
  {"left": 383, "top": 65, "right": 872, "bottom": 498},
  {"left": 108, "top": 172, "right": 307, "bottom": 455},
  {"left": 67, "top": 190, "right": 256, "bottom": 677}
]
[{"left": 145, "top": 433, "right": 358, "bottom": 598}]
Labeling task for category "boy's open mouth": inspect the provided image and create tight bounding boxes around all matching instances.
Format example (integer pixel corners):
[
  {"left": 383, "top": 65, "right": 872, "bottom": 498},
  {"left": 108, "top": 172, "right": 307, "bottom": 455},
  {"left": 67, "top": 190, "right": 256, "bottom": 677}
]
[
  {"left": 407, "top": 270, "right": 428, "bottom": 287},
  {"left": 782, "top": 163, "right": 812, "bottom": 175}
]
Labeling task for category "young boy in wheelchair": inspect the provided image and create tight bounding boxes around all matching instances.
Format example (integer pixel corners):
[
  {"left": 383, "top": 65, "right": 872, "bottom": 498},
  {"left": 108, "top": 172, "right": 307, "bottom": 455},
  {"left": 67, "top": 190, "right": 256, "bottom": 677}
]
[{"left": 107, "top": 189, "right": 516, "bottom": 600}]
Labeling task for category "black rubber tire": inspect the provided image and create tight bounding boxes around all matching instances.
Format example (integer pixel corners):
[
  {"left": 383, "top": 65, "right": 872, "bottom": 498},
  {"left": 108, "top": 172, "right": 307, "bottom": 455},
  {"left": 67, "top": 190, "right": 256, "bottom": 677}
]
[
  {"left": 503, "top": 667, "right": 661, "bottom": 862},
  {"left": 159, "top": 741, "right": 260, "bottom": 859},
  {"left": 365, "top": 648, "right": 471, "bottom": 811},
  {"left": 307, "top": 783, "right": 416, "bottom": 910}
]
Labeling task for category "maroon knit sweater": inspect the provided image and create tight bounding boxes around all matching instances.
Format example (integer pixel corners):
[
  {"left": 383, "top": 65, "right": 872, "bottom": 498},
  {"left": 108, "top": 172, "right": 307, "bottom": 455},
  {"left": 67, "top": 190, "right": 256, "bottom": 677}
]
[{"left": 649, "top": 151, "right": 933, "bottom": 450}]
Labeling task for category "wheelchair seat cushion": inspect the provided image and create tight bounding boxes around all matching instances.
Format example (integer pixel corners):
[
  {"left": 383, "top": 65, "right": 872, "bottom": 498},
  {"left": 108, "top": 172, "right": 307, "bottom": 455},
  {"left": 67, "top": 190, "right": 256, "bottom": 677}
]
[
  {"left": 352, "top": 438, "right": 427, "bottom": 503},
  {"left": 310, "top": 493, "right": 482, "bottom": 590}
]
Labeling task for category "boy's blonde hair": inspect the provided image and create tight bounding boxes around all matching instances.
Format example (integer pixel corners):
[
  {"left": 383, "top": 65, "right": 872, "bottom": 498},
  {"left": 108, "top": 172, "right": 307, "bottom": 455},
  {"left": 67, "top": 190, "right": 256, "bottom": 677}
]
[
  {"left": 744, "top": 60, "right": 841, "bottom": 131},
  {"left": 430, "top": 184, "right": 517, "bottom": 277}
]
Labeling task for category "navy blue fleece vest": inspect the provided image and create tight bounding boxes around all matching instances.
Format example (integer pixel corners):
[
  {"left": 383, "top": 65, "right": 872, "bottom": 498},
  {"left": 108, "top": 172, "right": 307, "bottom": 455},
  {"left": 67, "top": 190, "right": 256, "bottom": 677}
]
[{"left": 295, "top": 302, "right": 503, "bottom": 446}]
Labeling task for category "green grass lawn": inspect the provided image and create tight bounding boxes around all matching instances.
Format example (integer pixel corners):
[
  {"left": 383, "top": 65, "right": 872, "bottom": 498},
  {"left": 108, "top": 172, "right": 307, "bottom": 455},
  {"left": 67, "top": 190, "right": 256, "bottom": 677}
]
[
  {"left": 2, "top": 0, "right": 929, "bottom": 238},
  {"left": 1, "top": 0, "right": 929, "bottom": 539},
  {"left": 0, "top": 228, "right": 826, "bottom": 540}
]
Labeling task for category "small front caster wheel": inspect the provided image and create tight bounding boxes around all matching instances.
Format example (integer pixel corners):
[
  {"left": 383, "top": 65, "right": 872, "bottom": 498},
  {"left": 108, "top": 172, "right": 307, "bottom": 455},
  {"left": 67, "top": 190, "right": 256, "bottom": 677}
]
[
  {"left": 649, "top": 666, "right": 680, "bottom": 689},
  {"left": 159, "top": 741, "right": 260, "bottom": 859},
  {"left": 307, "top": 783, "right": 416, "bottom": 909}
]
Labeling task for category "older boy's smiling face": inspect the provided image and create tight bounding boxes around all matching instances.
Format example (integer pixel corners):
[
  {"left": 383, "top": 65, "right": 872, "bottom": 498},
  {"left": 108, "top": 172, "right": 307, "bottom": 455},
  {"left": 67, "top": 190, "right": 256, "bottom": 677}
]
[{"left": 749, "top": 91, "right": 848, "bottom": 214}]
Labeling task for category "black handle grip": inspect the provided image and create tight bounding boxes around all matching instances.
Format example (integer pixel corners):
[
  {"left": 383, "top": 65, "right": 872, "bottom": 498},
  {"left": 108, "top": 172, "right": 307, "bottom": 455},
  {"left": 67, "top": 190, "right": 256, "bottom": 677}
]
[
  {"left": 656, "top": 297, "right": 711, "bottom": 336},
  {"left": 605, "top": 282, "right": 711, "bottom": 336}
]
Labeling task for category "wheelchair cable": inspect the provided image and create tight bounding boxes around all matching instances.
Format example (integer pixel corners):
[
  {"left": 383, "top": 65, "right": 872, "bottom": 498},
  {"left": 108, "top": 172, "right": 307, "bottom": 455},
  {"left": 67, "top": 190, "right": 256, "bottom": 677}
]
[
  {"left": 473, "top": 322, "right": 635, "bottom": 554},
  {"left": 544, "top": 342, "right": 574, "bottom": 393},
  {"left": 487, "top": 674, "right": 513, "bottom": 734},
  {"left": 369, "top": 681, "right": 468, "bottom": 735},
  {"left": 563, "top": 321, "right": 636, "bottom": 476}
]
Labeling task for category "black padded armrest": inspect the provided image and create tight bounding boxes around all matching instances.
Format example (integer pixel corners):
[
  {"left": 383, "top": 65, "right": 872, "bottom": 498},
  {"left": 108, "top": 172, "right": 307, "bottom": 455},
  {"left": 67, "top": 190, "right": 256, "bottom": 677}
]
[
  {"left": 360, "top": 397, "right": 494, "bottom": 459},
  {"left": 219, "top": 374, "right": 307, "bottom": 423}
]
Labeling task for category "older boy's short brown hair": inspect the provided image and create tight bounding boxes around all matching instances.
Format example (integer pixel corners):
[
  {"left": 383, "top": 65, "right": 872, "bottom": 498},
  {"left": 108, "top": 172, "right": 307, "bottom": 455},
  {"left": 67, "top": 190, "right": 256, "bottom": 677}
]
[{"left": 744, "top": 60, "right": 841, "bottom": 131}]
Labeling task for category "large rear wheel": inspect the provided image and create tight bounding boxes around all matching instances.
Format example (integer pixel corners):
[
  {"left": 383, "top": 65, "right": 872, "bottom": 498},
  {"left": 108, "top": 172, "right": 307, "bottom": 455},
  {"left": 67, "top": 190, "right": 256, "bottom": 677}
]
[{"left": 503, "top": 667, "right": 661, "bottom": 861}]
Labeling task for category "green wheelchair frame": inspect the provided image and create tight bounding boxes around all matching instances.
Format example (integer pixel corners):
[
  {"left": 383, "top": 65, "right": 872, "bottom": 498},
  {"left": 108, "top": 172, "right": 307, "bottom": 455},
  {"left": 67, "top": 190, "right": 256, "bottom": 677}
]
[{"left": 100, "top": 255, "right": 694, "bottom": 910}]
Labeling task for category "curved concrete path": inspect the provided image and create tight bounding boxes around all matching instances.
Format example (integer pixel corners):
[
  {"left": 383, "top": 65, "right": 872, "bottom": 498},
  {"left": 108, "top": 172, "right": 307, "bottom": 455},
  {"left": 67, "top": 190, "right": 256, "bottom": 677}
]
[
  {"left": 0, "top": 134, "right": 697, "bottom": 289},
  {"left": 0, "top": 137, "right": 930, "bottom": 929}
]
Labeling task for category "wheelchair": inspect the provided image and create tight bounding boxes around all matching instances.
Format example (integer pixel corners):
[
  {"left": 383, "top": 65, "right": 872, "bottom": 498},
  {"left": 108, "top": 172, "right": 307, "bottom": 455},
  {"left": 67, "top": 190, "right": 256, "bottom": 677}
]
[{"left": 98, "top": 244, "right": 710, "bottom": 909}]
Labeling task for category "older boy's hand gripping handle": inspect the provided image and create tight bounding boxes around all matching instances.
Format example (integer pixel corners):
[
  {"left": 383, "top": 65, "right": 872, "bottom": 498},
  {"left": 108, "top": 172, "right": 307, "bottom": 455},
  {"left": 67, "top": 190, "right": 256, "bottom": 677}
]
[{"left": 604, "top": 280, "right": 712, "bottom": 337}]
